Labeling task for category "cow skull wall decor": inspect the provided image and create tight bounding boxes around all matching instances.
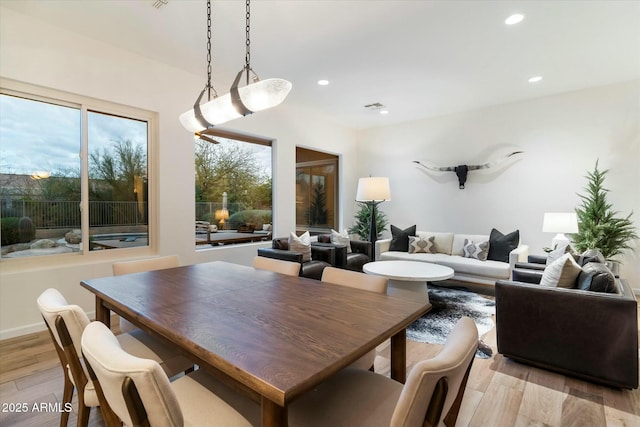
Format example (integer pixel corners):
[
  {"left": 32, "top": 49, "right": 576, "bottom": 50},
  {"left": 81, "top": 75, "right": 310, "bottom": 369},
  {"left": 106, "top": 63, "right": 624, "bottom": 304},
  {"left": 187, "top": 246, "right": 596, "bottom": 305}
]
[{"left": 413, "top": 151, "right": 523, "bottom": 189}]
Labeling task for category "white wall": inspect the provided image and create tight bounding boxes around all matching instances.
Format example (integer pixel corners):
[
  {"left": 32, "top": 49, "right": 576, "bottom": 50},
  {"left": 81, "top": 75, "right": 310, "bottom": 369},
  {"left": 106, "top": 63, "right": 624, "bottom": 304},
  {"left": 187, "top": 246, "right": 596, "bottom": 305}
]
[
  {"left": 0, "top": 7, "right": 358, "bottom": 338},
  {"left": 357, "top": 80, "right": 640, "bottom": 291}
]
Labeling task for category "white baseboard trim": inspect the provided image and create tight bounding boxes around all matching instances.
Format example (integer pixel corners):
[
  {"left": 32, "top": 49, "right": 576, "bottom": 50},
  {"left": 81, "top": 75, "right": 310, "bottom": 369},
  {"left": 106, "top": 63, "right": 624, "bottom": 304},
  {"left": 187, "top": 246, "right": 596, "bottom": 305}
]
[{"left": 0, "top": 310, "right": 97, "bottom": 341}]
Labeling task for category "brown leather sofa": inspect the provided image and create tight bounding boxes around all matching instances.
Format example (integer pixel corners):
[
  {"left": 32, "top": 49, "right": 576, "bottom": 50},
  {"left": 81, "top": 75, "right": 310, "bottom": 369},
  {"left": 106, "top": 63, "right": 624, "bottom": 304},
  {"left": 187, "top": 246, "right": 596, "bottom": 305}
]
[
  {"left": 257, "top": 237, "right": 334, "bottom": 280},
  {"left": 314, "top": 234, "right": 372, "bottom": 272},
  {"left": 495, "top": 267, "right": 638, "bottom": 389}
]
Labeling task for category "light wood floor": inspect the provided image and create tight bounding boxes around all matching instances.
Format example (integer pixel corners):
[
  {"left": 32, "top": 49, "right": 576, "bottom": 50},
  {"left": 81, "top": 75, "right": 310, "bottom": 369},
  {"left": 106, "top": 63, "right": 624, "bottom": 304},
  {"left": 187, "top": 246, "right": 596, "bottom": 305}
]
[{"left": 1, "top": 307, "right": 639, "bottom": 427}]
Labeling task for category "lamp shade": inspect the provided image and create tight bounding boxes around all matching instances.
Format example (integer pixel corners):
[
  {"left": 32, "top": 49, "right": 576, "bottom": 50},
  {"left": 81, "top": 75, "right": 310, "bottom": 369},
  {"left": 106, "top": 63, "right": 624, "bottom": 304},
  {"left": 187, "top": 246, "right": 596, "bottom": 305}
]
[
  {"left": 542, "top": 212, "right": 579, "bottom": 233},
  {"left": 356, "top": 177, "right": 391, "bottom": 202},
  {"left": 179, "top": 78, "right": 292, "bottom": 132}
]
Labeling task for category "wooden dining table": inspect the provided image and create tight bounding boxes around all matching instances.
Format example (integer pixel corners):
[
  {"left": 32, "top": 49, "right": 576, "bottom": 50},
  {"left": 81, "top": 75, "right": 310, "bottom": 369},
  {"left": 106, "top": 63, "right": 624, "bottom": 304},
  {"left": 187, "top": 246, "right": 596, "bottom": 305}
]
[{"left": 81, "top": 261, "right": 431, "bottom": 427}]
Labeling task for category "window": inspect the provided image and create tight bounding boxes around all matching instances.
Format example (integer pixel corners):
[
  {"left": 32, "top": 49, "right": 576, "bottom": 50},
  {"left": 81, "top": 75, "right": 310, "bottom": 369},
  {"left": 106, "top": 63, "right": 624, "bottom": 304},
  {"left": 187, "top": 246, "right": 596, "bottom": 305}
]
[
  {"left": 194, "top": 129, "right": 273, "bottom": 248},
  {"left": 0, "top": 83, "right": 154, "bottom": 259},
  {"left": 295, "top": 148, "right": 338, "bottom": 234}
]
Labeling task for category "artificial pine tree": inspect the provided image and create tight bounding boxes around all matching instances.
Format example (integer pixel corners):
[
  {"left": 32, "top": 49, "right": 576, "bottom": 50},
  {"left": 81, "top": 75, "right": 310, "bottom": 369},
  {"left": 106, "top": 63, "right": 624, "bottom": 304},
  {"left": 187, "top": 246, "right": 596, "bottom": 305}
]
[
  {"left": 348, "top": 201, "right": 389, "bottom": 241},
  {"left": 572, "top": 161, "right": 637, "bottom": 260}
]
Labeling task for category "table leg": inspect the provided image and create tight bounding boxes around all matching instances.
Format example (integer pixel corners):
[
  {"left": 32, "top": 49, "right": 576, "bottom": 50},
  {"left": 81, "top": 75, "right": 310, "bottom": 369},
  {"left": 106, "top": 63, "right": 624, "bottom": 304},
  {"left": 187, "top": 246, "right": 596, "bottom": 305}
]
[
  {"left": 262, "top": 397, "right": 287, "bottom": 427},
  {"left": 391, "top": 329, "right": 407, "bottom": 383},
  {"left": 95, "top": 297, "right": 111, "bottom": 328}
]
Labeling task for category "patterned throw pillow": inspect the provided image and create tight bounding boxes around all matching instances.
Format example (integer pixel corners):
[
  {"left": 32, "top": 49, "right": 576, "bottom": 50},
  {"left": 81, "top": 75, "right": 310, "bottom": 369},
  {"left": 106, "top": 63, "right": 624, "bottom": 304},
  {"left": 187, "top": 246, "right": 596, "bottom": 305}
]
[
  {"left": 288, "top": 231, "right": 312, "bottom": 262},
  {"left": 330, "top": 229, "right": 352, "bottom": 253},
  {"left": 540, "top": 253, "right": 581, "bottom": 288},
  {"left": 408, "top": 236, "right": 436, "bottom": 254},
  {"left": 462, "top": 239, "right": 489, "bottom": 261}
]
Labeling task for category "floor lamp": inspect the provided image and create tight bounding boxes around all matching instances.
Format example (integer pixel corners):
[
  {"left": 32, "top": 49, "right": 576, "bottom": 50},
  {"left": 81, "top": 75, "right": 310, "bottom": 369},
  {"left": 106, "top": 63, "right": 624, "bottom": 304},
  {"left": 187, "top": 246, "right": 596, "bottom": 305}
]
[{"left": 356, "top": 177, "right": 391, "bottom": 261}]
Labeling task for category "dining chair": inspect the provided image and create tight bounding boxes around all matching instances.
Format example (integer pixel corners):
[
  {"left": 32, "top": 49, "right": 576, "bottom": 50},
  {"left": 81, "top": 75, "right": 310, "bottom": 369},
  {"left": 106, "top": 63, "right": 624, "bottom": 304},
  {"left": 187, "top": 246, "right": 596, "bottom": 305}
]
[
  {"left": 287, "top": 317, "right": 479, "bottom": 427},
  {"left": 321, "top": 267, "right": 388, "bottom": 370},
  {"left": 37, "top": 288, "right": 193, "bottom": 427},
  {"left": 112, "top": 255, "right": 180, "bottom": 333},
  {"left": 81, "top": 321, "right": 259, "bottom": 427},
  {"left": 252, "top": 255, "right": 301, "bottom": 276}
]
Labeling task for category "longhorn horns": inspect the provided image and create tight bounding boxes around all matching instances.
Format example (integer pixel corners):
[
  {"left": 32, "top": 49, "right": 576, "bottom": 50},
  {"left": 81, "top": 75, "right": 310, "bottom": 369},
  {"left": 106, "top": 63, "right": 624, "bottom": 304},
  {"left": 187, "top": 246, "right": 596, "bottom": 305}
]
[{"left": 413, "top": 151, "right": 523, "bottom": 189}]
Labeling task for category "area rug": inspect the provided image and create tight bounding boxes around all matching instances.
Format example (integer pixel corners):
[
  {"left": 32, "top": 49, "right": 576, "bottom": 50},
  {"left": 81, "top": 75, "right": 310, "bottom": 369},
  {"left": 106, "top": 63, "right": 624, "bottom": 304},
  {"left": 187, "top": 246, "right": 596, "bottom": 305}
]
[{"left": 407, "top": 285, "right": 495, "bottom": 358}]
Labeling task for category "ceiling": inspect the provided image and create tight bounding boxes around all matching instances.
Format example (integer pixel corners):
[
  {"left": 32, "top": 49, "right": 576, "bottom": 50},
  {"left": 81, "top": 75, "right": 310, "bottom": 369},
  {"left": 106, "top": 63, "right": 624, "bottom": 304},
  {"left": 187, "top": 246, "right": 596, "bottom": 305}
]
[{"left": 3, "top": 0, "right": 639, "bottom": 130}]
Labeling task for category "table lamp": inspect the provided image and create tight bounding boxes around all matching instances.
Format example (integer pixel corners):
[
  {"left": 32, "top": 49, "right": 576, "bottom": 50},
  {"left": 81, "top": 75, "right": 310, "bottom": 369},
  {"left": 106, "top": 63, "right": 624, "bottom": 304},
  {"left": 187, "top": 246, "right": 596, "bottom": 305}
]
[
  {"left": 542, "top": 212, "right": 579, "bottom": 249},
  {"left": 356, "top": 177, "right": 391, "bottom": 259},
  {"left": 215, "top": 209, "right": 229, "bottom": 229}
]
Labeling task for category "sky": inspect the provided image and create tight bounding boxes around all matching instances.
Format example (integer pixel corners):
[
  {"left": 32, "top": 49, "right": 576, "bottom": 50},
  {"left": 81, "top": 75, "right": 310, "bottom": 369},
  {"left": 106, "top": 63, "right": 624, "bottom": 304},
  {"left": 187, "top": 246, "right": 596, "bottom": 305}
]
[{"left": 0, "top": 93, "right": 271, "bottom": 177}]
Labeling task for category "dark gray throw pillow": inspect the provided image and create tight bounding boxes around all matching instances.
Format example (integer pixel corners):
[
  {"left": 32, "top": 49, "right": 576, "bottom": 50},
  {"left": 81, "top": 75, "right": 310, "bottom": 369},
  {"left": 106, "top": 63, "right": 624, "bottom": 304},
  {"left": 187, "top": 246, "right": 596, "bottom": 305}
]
[
  {"left": 487, "top": 228, "right": 519, "bottom": 263},
  {"left": 389, "top": 224, "right": 417, "bottom": 252},
  {"left": 576, "top": 262, "right": 617, "bottom": 293}
]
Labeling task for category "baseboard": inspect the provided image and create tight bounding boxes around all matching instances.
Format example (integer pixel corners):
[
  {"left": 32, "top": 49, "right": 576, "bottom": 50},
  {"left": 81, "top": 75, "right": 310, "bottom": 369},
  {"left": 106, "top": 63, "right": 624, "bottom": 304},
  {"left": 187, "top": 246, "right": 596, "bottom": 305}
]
[{"left": 0, "top": 310, "right": 97, "bottom": 341}]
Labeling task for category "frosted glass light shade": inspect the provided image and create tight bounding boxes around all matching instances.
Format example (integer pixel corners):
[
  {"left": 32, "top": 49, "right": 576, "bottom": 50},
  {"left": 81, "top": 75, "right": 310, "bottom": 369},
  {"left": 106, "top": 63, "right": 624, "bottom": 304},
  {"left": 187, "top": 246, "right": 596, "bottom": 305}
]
[
  {"left": 356, "top": 177, "right": 391, "bottom": 202},
  {"left": 179, "top": 78, "right": 292, "bottom": 133}
]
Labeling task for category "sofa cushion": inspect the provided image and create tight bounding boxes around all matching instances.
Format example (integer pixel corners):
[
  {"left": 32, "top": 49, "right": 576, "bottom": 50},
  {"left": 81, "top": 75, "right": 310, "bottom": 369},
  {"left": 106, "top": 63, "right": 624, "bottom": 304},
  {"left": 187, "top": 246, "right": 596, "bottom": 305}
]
[
  {"left": 438, "top": 256, "right": 511, "bottom": 279},
  {"left": 379, "top": 252, "right": 449, "bottom": 264},
  {"left": 452, "top": 234, "right": 490, "bottom": 256},
  {"left": 462, "top": 239, "right": 489, "bottom": 261},
  {"left": 415, "top": 232, "right": 454, "bottom": 254},
  {"left": 576, "top": 262, "right": 618, "bottom": 293},
  {"left": 487, "top": 228, "right": 520, "bottom": 263},
  {"left": 408, "top": 235, "right": 435, "bottom": 254},
  {"left": 289, "top": 231, "right": 312, "bottom": 262},
  {"left": 389, "top": 224, "right": 416, "bottom": 252},
  {"left": 330, "top": 229, "right": 352, "bottom": 253},
  {"left": 540, "top": 253, "right": 581, "bottom": 288}
]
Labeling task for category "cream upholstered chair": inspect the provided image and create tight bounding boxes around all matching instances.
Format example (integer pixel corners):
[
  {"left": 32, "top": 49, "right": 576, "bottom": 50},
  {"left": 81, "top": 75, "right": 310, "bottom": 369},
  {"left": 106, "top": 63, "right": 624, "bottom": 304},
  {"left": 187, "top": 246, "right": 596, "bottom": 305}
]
[
  {"left": 37, "top": 288, "right": 193, "bottom": 427},
  {"left": 321, "top": 266, "right": 388, "bottom": 294},
  {"left": 287, "top": 317, "right": 479, "bottom": 427},
  {"left": 321, "top": 267, "right": 388, "bottom": 370},
  {"left": 81, "top": 321, "right": 259, "bottom": 427},
  {"left": 252, "top": 256, "right": 301, "bottom": 276},
  {"left": 112, "top": 255, "right": 180, "bottom": 333}
]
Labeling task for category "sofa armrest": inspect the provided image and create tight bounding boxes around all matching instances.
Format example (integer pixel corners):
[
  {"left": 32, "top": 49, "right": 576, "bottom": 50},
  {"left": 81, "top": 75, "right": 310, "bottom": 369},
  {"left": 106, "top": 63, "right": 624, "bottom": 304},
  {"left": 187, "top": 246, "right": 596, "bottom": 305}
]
[
  {"left": 514, "top": 262, "right": 547, "bottom": 271},
  {"left": 511, "top": 269, "right": 543, "bottom": 284},
  {"left": 311, "top": 242, "right": 343, "bottom": 267},
  {"left": 375, "top": 238, "right": 392, "bottom": 260},
  {"left": 311, "top": 244, "right": 336, "bottom": 265},
  {"left": 495, "top": 279, "right": 638, "bottom": 389},
  {"left": 257, "top": 248, "right": 303, "bottom": 263},
  {"left": 508, "top": 245, "right": 529, "bottom": 278},
  {"left": 527, "top": 254, "right": 548, "bottom": 264},
  {"left": 350, "top": 240, "right": 372, "bottom": 258}
]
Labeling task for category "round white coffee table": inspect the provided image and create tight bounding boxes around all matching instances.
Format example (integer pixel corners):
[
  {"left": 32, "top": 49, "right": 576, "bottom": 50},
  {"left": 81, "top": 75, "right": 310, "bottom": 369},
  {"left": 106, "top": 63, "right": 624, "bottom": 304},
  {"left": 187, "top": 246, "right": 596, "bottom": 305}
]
[{"left": 363, "top": 260, "right": 454, "bottom": 302}]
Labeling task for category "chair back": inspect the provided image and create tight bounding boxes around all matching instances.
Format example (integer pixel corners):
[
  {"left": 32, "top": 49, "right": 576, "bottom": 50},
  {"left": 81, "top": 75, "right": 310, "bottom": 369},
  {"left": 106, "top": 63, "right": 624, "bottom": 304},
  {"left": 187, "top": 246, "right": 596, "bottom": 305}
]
[
  {"left": 321, "top": 267, "right": 388, "bottom": 294},
  {"left": 253, "top": 256, "right": 301, "bottom": 276},
  {"left": 37, "top": 288, "right": 91, "bottom": 365},
  {"left": 391, "top": 317, "right": 478, "bottom": 427},
  {"left": 82, "top": 321, "right": 183, "bottom": 427},
  {"left": 112, "top": 255, "right": 180, "bottom": 276}
]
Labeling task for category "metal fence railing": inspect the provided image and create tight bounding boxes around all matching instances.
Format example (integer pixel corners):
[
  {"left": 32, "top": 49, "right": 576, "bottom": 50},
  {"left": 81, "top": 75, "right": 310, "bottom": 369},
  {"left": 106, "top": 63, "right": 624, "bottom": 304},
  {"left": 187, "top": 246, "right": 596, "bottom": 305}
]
[{"left": 1, "top": 200, "right": 148, "bottom": 228}]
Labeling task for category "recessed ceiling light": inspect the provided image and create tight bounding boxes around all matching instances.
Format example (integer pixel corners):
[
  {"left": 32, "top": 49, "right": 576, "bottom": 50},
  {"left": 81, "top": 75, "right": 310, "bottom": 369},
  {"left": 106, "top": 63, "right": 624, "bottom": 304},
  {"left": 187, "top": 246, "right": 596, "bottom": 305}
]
[
  {"left": 317, "top": 80, "right": 330, "bottom": 86},
  {"left": 528, "top": 76, "right": 543, "bottom": 83},
  {"left": 505, "top": 14, "right": 524, "bottom": 25},
  {"left": 379, "top": 110, "right": 389, "bottom": 115}
]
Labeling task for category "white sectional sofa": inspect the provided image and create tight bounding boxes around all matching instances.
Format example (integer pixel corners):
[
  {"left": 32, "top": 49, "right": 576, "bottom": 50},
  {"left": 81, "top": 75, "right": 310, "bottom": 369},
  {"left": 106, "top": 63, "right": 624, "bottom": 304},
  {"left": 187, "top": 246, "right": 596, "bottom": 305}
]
[{"left": 375, "top": 231, "right": 529, "bottom": 286}]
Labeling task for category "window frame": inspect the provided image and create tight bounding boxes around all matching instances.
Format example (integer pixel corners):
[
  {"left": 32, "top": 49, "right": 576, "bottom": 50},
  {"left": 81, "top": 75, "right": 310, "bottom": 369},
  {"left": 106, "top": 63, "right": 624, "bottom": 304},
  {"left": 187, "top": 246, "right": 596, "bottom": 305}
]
[
  {"left": 0, "top": 78, "right": 158, "bottom": 266},
  {"left": 193, "top": 127, "right": 274, "bottom": 251}
]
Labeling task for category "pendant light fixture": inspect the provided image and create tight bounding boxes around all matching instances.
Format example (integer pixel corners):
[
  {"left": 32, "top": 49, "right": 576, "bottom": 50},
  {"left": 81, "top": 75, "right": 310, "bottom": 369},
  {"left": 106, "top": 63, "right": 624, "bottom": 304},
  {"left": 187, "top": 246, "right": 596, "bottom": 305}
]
[{"left": 180, "top": 0, "right": 292, "bottom": 136}]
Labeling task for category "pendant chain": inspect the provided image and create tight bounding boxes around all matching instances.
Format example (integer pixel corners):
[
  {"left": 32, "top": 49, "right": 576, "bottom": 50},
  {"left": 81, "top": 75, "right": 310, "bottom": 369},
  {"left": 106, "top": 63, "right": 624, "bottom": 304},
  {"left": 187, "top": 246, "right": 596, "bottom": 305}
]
[
  {"left": 206, "top": 0, "right": 214, "bottom": 100},
  {"left": 245, "top": 0, "right": 251, "bottom": 71}
]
